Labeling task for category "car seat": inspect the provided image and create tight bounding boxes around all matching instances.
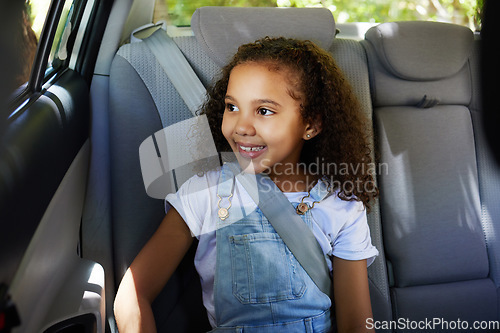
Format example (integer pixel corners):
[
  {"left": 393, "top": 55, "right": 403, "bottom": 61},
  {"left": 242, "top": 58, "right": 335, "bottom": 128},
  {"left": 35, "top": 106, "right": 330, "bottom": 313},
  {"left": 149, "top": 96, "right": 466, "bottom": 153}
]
[{"left": 363, "top": 21, "right": 500, "bottom": 330}]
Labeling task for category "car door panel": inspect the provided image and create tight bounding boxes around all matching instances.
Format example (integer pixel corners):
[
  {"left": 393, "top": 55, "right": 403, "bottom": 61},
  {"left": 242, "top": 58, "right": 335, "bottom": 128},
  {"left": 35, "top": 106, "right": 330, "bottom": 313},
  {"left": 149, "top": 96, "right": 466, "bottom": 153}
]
[
  {"left": 1, "top": 67, "right": 103, "bottom": 332},
  {"left": 1, "top": 69, "right": 89, "bottom": 286},
  {"left": 1, "top": 0, "right": 110, "bottom": 332}
]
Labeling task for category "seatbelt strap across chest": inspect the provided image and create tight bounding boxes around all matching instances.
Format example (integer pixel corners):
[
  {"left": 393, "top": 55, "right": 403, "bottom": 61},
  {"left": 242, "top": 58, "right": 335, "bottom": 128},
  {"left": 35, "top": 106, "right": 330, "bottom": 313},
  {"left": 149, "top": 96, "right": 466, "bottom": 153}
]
[{"left": 230, "top": 164, "right": 333, "bottom": 297}]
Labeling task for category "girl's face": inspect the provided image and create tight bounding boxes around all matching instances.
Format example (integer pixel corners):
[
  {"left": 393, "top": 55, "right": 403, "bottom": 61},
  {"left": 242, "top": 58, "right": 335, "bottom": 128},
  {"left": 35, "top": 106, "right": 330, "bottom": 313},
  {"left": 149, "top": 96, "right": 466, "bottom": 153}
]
[{"left": 222, "top": 62, "right": 317, "bottom": 178}]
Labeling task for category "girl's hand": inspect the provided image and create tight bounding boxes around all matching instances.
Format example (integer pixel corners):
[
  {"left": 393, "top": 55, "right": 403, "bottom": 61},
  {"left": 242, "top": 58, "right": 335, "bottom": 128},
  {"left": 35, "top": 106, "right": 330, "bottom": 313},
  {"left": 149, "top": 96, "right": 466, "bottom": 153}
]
[
  {"left": 332, "top": 257, "right": 375, "bottom": 333},
  {"left": 114, "top": 207, "right": 193, "bottom": 333}
]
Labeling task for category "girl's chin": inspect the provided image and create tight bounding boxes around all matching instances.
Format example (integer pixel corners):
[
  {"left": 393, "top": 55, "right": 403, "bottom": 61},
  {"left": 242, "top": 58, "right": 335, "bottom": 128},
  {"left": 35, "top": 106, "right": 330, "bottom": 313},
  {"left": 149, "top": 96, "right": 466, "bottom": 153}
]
[{"left": 235, "top": 156, "right": 269, "bottom": 175}]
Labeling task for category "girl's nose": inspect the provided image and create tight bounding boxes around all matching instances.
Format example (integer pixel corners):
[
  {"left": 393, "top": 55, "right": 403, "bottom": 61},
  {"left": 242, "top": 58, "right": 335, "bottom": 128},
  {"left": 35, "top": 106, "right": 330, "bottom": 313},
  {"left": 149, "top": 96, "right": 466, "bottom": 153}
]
[{"left": 235, "top": 113, "right": 256, "bottom": 136}]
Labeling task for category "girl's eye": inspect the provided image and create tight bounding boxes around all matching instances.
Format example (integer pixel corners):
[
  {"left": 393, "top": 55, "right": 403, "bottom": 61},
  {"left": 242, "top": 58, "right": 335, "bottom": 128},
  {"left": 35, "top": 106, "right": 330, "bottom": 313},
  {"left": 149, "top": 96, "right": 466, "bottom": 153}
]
[
  {"left": 226, "top": 103, "right": 239, "bottom": 112},
  {"left": 258, "top": 108, "right": 275, "bottom": 116}
]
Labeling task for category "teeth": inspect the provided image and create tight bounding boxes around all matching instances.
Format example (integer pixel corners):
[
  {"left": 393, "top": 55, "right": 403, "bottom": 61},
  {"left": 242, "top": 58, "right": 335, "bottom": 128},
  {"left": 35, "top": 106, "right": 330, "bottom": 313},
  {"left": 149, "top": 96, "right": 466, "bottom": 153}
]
[{"left": 240, "top": 145, "right": 265, "bottom": 152}]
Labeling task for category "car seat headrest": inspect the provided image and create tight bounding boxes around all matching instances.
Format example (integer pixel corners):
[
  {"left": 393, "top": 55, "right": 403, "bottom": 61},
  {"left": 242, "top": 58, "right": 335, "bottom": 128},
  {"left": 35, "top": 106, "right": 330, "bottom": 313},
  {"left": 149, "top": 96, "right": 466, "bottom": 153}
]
[
  {"left": 191, "top": 6, "right": 336, "bottom": 67},
  {"left": 365, "top": 21, "right": 473, "bottom": 81}
]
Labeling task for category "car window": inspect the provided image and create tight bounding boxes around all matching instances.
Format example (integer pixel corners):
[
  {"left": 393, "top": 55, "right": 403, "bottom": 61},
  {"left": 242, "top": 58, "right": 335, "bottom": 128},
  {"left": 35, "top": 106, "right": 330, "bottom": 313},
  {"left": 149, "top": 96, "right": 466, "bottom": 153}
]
[
  {"left": 156, "top": 0, "right": 481, "bottom": 30},
  {"left": 7, "top": 1, "right": 49, "bottom": 93},
  {"left": 46, "top": 0, "right": 74, "bottom": 76},
  {"left": 7, "top": 0, "right": 78, "bottom": 103}
]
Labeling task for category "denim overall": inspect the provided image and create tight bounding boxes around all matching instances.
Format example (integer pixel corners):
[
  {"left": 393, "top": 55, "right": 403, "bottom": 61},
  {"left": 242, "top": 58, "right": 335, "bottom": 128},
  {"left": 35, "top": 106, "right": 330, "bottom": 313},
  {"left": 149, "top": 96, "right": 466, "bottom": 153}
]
[{"left": 211, "top": 164, "right": 332, "bottom": 332}]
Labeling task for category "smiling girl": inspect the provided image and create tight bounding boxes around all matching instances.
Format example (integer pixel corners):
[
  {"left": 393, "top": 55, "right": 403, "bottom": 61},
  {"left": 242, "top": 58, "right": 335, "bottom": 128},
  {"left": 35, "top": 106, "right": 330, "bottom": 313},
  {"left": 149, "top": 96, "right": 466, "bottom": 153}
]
[{"left": 115, "top": 37, "right": 379, "bottom": 333}]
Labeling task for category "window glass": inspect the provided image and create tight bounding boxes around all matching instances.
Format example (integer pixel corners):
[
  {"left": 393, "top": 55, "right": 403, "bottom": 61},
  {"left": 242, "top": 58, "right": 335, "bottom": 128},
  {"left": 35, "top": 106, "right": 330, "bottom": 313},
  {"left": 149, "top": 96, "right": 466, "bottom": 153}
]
[
  {"left": 47, "top": 0, "right": 74, "bottom": 75},
  {"left": 10, "top": 1, "right": 50, "bottom": 91},
  {"left": 156, "top": 0, "right": 481, "bottom": 30},
  {"left": 10, "top": 0, "right": 76, "bottom": 95}
]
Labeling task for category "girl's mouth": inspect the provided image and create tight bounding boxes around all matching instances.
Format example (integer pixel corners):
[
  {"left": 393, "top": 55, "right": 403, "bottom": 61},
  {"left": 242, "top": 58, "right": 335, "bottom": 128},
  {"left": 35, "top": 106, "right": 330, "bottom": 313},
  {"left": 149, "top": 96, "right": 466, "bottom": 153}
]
[
  {"left": 237, "top": 143, "right": 267, "bottom": 159},
  {"left": 240, "top": 145, "right": 265, "bottom": 152}
]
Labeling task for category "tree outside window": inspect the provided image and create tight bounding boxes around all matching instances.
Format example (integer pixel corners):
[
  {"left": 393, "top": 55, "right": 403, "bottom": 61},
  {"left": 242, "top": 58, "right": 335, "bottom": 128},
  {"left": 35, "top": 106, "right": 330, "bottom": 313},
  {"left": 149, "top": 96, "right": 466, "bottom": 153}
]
[{"left": 158, "top": 0, "right": 482, "bottom": 30}]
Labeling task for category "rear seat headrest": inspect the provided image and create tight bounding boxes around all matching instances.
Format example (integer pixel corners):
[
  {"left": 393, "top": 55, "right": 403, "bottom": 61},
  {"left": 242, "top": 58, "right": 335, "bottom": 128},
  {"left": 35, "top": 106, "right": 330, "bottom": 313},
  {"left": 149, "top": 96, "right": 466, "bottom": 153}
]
[
  {"left": 191, "top": 6, "right": 336, "bottom": 67},
  {"left": 365, "top": 21, "right": 473, "bottom": 81}
]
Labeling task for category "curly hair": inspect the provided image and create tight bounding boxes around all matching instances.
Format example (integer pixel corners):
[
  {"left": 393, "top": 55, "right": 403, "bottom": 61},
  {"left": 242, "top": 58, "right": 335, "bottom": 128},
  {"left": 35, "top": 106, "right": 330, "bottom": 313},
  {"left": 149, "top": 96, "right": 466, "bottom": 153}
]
[{"left": 201, "top": 37, "right": 378, "bottom": 209}]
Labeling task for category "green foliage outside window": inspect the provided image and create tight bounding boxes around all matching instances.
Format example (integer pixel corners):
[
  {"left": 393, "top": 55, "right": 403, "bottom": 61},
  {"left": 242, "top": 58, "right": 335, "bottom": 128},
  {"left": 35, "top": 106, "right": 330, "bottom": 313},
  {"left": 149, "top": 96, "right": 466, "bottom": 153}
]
[{"left": 161, "top": 0, "right": 481, "bottom": 30}]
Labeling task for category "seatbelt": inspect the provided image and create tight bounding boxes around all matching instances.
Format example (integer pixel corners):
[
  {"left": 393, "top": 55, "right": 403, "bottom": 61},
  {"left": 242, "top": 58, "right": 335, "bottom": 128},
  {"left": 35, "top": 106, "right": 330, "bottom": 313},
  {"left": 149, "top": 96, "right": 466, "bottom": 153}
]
[
  {"left": 143, "top": 28, "right": 205, "bottom": 116},
  {"left": 143, "top": 30, "right": 332, "bottom": 297},
  {"left": 227, "top": 163, "right": 333, "bottom": 297}
]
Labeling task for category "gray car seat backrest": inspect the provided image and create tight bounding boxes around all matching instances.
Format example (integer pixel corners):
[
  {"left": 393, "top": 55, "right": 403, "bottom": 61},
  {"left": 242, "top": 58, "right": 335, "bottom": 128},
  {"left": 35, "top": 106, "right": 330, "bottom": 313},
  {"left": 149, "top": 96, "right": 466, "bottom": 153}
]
[
  {"left": 327, "top": 37, "right": 392, "bottom": 325},
  {"left": 109, "top": 35, "right": 217, "bottom": 332},
  {"left": 190, "top": 6, "right": 336, "bottom": 67},
  {"left": 363, "top": 21, "right": 499, "bottom": 326},
  {"left": 108, "top": 6, "right": 391, "bottom": 331}
]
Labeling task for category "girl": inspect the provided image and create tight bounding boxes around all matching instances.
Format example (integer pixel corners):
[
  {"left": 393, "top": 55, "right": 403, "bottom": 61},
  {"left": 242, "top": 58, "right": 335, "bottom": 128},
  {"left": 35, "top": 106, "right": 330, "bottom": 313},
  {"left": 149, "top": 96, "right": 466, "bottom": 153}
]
[{"left": 115, "top": 37, "right": 378, "bottom": 333}]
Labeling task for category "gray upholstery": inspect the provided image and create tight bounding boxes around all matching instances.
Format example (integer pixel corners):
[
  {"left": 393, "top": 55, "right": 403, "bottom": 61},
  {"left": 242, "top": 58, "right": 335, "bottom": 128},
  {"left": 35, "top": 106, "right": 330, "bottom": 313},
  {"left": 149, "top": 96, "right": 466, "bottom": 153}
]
[
  {"left": 363, "top": 21, "right": 499, "bottom": 327},
  {"left": 110, "top": 37, "right": 218, "bottom": 282},
  {"left": 365, "top": 21, "right": 474, "bottom": 108},
  {"left": 109, "top": 37, "right": 214, "bottom": 332},
  {"left": 328, "top": 37, "right": 392, "bottom": 325},
  {"left": 191, "top": 6, "right": 336, "bottom": 67},
  {"left": 392, "top": 279, "right": 497, "bottom": 324},
  {"left": 376, "top": 105, "right": 487, "bottom": 285},
  {"left": 365, "top": 21, "right": 473, "bottom": 80}
]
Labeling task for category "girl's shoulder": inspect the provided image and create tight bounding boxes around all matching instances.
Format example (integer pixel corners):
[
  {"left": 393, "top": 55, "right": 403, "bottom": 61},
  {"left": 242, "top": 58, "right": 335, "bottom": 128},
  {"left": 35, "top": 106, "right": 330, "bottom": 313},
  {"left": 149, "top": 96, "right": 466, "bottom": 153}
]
[
  {"left": 176, "top": 167, "right": 222, "bottom": 196},
  {"left": 312, "top": 188, "right": 366, "bottom": 226}
]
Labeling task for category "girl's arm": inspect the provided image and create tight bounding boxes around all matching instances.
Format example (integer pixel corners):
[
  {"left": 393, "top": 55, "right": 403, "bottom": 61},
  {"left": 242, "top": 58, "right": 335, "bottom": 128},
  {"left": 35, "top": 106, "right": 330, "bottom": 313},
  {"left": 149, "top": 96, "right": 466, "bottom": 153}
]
[
  {"left": 332, "top": 257, "right": 375, "bottom": 333},
  {"left": 114, "top": 207, "right": 193, "bottom": 333}
]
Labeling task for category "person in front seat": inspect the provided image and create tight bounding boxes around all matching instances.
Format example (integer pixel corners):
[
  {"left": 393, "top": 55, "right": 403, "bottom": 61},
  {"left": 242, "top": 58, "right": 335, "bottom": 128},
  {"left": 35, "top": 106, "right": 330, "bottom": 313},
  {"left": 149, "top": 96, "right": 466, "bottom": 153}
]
[{"left": 114, "top": 37, "right": 378, "bottom": 333}]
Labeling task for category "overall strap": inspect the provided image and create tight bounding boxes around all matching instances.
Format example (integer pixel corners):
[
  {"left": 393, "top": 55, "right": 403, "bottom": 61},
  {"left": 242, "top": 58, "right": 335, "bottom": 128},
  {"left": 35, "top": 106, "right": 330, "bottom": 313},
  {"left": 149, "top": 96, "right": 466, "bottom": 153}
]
[{"left": 226, "top": 163, "right": 333, "bottom": 297}]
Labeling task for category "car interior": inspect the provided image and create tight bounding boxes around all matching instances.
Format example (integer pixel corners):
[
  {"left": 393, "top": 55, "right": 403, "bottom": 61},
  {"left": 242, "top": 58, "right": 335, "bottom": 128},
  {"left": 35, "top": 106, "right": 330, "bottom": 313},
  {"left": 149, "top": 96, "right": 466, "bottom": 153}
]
[{"left": 1, "top": 0, "right": 499, "bottom": 332}]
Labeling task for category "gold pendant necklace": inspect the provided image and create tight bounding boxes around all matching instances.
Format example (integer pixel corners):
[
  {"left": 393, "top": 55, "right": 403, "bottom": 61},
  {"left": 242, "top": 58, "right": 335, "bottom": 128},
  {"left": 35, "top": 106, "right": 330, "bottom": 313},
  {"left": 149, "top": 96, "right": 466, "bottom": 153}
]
[
  {"left": 296, "top": 188, "right": 321, "bottom": 215},
  {"left": 217, "top": 174, "right": 235, "bottom": 221},
  {"left": 217, "top": 192, "right": 233, "bottom": 220}
]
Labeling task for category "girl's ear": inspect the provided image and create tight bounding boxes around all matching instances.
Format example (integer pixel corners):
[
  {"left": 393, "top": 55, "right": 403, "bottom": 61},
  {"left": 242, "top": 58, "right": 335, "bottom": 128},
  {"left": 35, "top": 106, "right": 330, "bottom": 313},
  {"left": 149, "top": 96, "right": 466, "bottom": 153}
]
[{"left": 303, "top": 121, "right": 322, "bottom": 140}]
